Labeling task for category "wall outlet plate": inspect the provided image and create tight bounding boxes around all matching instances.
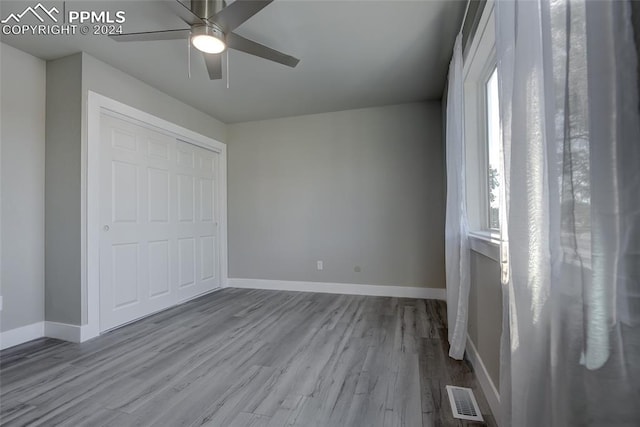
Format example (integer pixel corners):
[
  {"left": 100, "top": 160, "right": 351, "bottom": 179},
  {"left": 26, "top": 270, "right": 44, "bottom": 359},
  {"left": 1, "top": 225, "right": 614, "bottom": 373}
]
[{"left": 317, "top": 260, "right": 323, "bottom": 270}]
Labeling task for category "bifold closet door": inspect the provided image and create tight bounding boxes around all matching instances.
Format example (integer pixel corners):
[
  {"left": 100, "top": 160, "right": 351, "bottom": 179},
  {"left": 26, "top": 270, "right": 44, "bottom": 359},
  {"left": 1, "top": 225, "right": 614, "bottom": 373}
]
[{"left": 99, "top": 114, "right": 220, "bottom": 332}]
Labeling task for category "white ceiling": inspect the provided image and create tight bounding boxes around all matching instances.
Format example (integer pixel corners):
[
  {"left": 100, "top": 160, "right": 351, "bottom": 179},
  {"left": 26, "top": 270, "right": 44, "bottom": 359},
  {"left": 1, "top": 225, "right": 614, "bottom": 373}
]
[{"left": 0, "top": 0, "right": 465, "bottom": 123}]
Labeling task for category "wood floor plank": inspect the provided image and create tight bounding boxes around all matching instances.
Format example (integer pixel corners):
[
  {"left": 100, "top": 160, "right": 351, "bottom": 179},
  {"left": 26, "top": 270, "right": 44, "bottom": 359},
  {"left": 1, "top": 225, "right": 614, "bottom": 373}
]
[
  {"left": 0, "top": 289, "right": 496, "bottom": 426},
  {"left": 228, "top": 411, "right": 271, "bottom": 427},
  {"left": 189, "top": 365, "right": 276, "bottom": 426},
  {"left": 265, "top": 394, "right": 304, "bottom": 427},
  {"left": 0, "top": 399, "right": 37, "bottom": 425}
]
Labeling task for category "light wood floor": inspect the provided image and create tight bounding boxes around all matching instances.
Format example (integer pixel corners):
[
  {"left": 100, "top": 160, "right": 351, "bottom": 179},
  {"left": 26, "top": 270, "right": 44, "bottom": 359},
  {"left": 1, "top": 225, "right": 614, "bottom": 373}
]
[{"left": 1, "top": 289, "right": 496, "bottom": 426}]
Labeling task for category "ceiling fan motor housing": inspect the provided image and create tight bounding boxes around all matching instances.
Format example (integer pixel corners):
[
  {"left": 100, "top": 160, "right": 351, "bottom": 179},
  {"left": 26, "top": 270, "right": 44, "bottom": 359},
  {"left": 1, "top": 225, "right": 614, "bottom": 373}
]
[
  {"left": 192, "top": 24, "right": 225, "bottom": 41},
  {"left": 191, "top": 0, "right": 226, "bottom": 21}
]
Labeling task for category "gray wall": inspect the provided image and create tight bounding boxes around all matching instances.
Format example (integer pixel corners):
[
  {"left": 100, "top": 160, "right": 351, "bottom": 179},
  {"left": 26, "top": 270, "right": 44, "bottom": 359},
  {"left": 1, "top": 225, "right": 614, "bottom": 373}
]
[
  {"left": 81, "top": 53, "right": 227, "bottom": 145},
  {"left": 44, "top": 52, "right": 228, "bottom": 326},
  {"left": 468, "top": 250, "right": 502, "bottom": 388},
  {"left": 227, "top": 102, "right": 445, "bottom": 288},
  {"left": 45, "top": 53, "right": 83, "bottom": 325},
  {"left": 633, "top": 1, "right": 640, "bottom": 95},
  {"left": 1, "top": 43, "right": 47, "bottom": 331}
]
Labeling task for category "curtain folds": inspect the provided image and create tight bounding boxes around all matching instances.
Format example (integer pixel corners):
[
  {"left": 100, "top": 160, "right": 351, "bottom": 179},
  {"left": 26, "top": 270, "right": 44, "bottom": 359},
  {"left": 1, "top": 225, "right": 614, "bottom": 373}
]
[
  {"left": 496, "top": 0, "right": 640, "bottom": 425},
  {"left": 445, "top": 33, "right": 470, "bottom": 360}
]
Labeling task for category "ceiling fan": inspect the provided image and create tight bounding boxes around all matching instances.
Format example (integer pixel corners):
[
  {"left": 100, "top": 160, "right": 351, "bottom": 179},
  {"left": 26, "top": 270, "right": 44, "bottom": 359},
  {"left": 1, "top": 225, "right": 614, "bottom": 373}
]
[{"left": 110, "top": 0, "right": 299, "bottom": 80}]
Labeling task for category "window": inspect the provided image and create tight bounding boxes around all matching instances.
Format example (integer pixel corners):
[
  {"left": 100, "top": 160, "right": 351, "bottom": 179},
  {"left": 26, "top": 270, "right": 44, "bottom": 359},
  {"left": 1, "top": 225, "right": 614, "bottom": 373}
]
[
  {"left": 463, "top": 2, "right": 502, "bottom": 239},
  {"left": 485, "top": 67, "right": 500, "bottom": 230}
]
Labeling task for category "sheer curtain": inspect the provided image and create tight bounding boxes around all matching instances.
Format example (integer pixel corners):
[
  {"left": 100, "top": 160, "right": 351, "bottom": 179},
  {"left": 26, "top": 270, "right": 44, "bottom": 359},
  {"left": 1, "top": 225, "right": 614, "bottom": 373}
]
[
  {"left": 496, "top": 0, "right": 640, "bottom": 425},
  {"left": 445, "top": 33, "right": 470, "bottom": 360}
]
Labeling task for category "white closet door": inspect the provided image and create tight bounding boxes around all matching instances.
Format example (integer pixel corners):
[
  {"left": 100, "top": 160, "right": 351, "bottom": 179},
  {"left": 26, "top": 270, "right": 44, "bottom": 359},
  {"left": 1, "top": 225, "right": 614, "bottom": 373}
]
[
  {"left": 99, "top": 114, "right": 220, "bottom": 332},
  {"left": 174, "top": 140, "right": 220, "bottom": 302}
]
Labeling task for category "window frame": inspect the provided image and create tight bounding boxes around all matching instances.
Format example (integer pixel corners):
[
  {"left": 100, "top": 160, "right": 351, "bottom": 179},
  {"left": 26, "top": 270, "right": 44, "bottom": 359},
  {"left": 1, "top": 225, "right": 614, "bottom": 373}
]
[{"left": 463, "top": 1, "right": 500, "bottom": 244}]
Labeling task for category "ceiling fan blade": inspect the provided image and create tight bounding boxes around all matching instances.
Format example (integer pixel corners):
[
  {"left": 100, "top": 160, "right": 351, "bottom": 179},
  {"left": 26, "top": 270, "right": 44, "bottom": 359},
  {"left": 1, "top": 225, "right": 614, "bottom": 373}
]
[
  {"left": 110, "top": 29, "right": 191, "bottom": 42},
  {"left": 209, "top": 0, "right": 274, "bottom": 33},
  {"left": 203, "top": 53, "right": 223, "bottom": 80},
  {"left": 227, "top": 33, "right": 299, "bottom": 68},
  {"left": 164, "top": 0, "right": 205, "bottom": 26}
]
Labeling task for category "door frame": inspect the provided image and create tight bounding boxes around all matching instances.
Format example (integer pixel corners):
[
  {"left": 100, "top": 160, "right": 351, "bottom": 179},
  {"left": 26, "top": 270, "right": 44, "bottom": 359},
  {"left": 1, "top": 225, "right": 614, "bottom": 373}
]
[{"left": 84, "top": 91, "right": 227, "bottom": 340}]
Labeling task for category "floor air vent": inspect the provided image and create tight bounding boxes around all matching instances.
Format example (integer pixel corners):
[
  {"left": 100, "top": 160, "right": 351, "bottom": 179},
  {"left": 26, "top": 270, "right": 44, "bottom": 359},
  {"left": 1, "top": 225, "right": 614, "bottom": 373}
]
[{"left": 445, "top": 385, "right": 484, "bottom": 422}]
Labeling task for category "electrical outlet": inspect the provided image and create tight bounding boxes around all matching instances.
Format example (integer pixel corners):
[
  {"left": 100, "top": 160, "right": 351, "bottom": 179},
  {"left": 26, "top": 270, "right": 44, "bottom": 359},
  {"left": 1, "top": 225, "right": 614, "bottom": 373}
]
[{"left": 317, "top": 260, "right": 323, "bottom": 271}]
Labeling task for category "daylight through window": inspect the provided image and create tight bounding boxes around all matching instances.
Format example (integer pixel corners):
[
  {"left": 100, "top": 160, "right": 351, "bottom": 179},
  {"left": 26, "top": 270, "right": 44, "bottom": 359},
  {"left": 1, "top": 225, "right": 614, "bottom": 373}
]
[{"left": 485, "top": 67, "right": 500, "bottom": 230}]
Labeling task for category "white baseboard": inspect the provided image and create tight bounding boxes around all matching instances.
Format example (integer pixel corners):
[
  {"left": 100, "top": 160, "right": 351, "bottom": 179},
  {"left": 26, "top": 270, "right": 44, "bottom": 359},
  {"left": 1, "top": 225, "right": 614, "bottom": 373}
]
[
  {"left": 465, "top": 334, "right": 500, "bottom": 424},
  {"left": 0, "top": 322, "right": 45, "bottom": 350},
  {"left": 227, "top": 278, "right": 446, "bottom": 300},
  {"left": 1, "top": 282, "right": 440, "bottom": 351},
  {"left": 44, "top": 321, "right": 83, "bottom": 343},
  {"left": 1, "top": 287, "right": 227, "bottom": 350},
  {"left": 1, "top": 321, "right": 94, "bottom": 350},
  {"left": 80, "top": 323, "right": 100, "bottom": 342}
]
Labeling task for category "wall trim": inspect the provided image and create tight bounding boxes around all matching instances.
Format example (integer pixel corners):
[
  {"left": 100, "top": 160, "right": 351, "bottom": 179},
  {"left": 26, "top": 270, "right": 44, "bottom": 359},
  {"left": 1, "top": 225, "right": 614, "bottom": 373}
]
[
  {"left": 0, "top": 322, "right": 45, "bottom": 350},
  {"left": 465, "top": 334, "right": 500, "bottom": 424},
  {"left": 0, "top": 322, "right": 88, "bottom": 350},
  {"left": 1, "top": 287, "right": 226, "bottom": 350},
  {"left": 227, "top": 278, "right": 446, "bottom": 300},
  {"left": 44, "top": 321, "right": 83, "bottom": 343}
]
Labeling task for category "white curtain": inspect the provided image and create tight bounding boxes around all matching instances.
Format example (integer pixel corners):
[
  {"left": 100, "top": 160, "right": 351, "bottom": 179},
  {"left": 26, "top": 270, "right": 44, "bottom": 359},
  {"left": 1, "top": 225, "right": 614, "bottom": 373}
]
[
  {"left": 496, "top": 0, "right": 640, "bottom": 425},
  {"left": 445, "top": 33, "right": 470, "bottom": 360}
]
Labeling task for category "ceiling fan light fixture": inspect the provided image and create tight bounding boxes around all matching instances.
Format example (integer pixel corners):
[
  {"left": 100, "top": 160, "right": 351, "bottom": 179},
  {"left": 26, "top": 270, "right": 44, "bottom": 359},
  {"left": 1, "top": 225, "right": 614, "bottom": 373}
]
[{"left": 191, "top": 25, "right": 226, "bottom": 54}]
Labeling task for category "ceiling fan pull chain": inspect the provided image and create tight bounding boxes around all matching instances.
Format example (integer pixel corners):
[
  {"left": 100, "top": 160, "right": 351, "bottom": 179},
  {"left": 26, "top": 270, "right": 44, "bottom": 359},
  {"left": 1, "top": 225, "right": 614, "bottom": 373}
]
[{"left": 226, "top": 49, "right": 230, "bottom": 89}]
